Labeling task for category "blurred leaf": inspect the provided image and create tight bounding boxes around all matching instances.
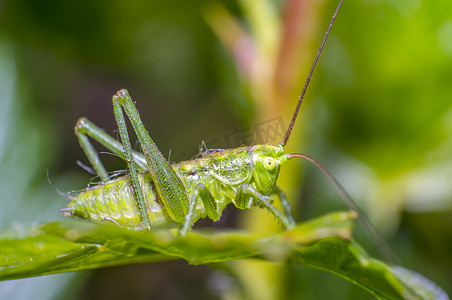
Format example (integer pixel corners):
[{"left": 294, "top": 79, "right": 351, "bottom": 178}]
[{"left": 0, "top": 211, "right": 447, "bottom": 299}]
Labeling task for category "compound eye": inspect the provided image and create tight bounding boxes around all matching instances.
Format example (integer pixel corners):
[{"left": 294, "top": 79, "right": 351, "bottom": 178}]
[{"left": 263, "top": 157, "right": 276, "bottom": 171}]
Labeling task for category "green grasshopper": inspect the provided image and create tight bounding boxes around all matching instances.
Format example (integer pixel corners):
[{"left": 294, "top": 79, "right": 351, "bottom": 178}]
[{"left": 61, "top": 1, "right": 360, "bottom": 237}]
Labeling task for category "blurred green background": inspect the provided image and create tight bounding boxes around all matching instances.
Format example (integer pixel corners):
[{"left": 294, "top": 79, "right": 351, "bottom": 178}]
[{"left": 0, "top": 0, "right": 451, "bottom": 299}]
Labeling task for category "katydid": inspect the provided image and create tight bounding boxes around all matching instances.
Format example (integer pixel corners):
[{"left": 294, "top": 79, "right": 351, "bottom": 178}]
[{"left": 61, "top": 0, "right": 381, "bottom": 243}]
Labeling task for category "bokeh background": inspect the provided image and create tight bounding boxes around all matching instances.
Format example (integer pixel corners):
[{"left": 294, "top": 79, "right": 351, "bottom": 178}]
[{"left": 0, "top": 0, "right": 451, "bottom": 299}]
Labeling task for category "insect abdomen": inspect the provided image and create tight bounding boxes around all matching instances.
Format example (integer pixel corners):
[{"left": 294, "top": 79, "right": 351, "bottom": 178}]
[{"left": 62, "top": 173, "right": 172, "bottom": 230}]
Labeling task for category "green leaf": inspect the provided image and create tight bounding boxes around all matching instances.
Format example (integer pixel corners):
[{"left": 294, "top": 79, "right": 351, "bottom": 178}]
[{"left": 0, "top": 211, "right": 447, "bottom": 300}]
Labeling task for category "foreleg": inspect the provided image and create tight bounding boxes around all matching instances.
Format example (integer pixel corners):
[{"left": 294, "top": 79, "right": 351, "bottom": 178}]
[
  {"left": 276, "top": 187, "right": 295, "bottom": 225},
  {"left": 235, "top": 184, "right": 295, "bottom": 230}
]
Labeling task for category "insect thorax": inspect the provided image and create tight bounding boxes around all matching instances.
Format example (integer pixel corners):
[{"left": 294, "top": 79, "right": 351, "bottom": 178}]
[{"left": 175, "top": 144, "right": 286, "bottom": 198}]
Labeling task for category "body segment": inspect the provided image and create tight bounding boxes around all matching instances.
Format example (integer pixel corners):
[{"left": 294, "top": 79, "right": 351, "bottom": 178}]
[
  {"left": 62, "top": 144, "right": 291, "bottom": 231},
  {"left": 63, "top": 173, "right": 169, "bottom": 230}
]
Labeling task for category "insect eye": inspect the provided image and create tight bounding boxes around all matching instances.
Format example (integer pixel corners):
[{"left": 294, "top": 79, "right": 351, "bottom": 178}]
[{"left": 263, "top": 157, "right": 276, "bottom": 171}]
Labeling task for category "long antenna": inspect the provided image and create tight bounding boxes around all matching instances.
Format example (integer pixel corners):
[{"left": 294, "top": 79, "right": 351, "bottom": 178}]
[
  {"left": 287, "top": 153, "right": 400, "bottom": 265},
  {"left": 280, "top": 0, "right": 343, "bottom": 147}
]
